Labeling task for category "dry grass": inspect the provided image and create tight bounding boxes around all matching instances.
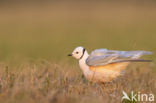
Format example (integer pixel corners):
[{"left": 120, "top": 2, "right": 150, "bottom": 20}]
[{"left": 0, "top": 60, "right": 155, "bottom": 103}]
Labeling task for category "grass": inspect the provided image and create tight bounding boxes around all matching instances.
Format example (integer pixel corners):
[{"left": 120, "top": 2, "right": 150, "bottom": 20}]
[
  {"left": 0, "top": 1, "right": 155, "bottom": 103},
  {"left": 0, "top": 61, "right": 155, "bottom": 103}
]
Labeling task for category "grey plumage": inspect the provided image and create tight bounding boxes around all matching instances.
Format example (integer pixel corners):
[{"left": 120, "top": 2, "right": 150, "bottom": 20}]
[{"left": 86, "top": 49, "right": 152, "bottom": 66}]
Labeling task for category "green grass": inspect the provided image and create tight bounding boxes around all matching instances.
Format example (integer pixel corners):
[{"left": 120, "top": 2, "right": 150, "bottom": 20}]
[
  {"left": 0, "top": 1, "right": 155, "bottom": 103},
  {"left": 0, "top": 1, "right": 156, "bottom": 61}
]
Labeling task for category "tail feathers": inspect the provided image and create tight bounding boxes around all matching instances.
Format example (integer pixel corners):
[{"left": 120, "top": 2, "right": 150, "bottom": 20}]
[
  {"left": 132, "top": 51, "right": 152, "bottom": 59},
  {"left": 114, "top": 59, "right": 152, "bottom": 63},
  {"left": 141, "top": 51, "right": 152, "bottom": 55},
  {"left": 123, "top": 59, "right": 152, "bottom": 62}
]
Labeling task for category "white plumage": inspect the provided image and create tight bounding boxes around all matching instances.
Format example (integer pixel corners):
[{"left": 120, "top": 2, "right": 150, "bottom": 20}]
[{"left": 68, "top": 46, "right": 152, "bottom": 83}]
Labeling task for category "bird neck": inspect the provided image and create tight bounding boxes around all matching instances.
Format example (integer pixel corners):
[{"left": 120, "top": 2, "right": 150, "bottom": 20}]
[
  {"left": 80, "top": 50, "right": 89, "bottom": 61},
  {"left": 79, "top": 51, "right": 90, "bottom": 77}
]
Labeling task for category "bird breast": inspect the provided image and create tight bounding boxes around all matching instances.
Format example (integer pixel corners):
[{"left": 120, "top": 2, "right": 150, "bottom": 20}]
[{"left": 87, "top": 62, "right": 130, "bottom": 82}]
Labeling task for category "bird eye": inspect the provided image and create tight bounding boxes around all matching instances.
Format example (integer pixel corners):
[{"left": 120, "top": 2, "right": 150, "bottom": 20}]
[{"left": 76, "top": 52, "right": 79, "bottom": 54}]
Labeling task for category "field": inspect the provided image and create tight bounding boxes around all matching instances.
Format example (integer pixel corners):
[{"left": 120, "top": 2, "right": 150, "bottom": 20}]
[{"left": 0, "top": 1, "right": 156, "bottom": 103}]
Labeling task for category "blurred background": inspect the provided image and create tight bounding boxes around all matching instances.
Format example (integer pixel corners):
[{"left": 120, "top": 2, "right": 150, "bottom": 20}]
[{"left": 0, "top": 0, "right": 155, "bottom": 62}]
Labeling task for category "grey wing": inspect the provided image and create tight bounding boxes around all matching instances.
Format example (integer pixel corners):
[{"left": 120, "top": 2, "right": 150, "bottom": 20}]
[{"left": 86, "top": 49, "right": 152, "bottom": 66}]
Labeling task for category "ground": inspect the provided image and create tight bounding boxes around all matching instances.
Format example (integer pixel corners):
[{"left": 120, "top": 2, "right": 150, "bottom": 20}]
[{"left": 0, "top": 61, "right": 155, "bottom": 103}]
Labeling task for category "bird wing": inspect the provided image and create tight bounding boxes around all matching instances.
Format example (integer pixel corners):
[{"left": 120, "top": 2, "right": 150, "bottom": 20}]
[{"left": 86, "top": 49, "right": 152, "bottom": 66}]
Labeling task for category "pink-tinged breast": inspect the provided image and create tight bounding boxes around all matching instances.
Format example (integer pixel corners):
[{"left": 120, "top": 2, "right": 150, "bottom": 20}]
[
  {"left": 89, "top": 62, "right": 130, "bottom": 71},
  {"left": 87, "top": 62, "right": 130, "bottom": 82}
]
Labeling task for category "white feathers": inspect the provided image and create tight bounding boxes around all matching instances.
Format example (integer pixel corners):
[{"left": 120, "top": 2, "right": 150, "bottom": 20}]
[{"left": 69, "top": 47, "right": 152, "bottom": 82}]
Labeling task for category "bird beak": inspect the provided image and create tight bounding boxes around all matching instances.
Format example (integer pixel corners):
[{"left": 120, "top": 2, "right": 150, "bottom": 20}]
[{"left": 68, "top": 54, "right": 72, "bottom": 56}]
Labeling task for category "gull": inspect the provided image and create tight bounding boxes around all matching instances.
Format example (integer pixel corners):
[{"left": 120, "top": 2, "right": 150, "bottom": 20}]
[{"left": 68, "top": 46, "right": 152, "bottom": 83}]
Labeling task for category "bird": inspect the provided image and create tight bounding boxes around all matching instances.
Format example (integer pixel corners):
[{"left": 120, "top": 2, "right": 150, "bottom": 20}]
[{"left": 68, "top": 46, "right": 152, "bottom": 83}]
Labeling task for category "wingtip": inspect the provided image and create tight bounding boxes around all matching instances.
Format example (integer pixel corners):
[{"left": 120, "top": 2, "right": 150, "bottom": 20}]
[{"left": 143, "top": 51, "right": 153, "bottom": 55}]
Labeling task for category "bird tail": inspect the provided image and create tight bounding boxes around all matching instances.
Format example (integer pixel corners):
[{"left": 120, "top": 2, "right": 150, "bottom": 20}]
[{"left": 116, "top": 59, "right": 152, "bottom": 63}]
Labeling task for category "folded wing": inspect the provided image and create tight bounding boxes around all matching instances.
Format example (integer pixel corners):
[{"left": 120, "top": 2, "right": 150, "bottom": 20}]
[{"left": 86, "top": 49, "right": 152, "bottom": 66}]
